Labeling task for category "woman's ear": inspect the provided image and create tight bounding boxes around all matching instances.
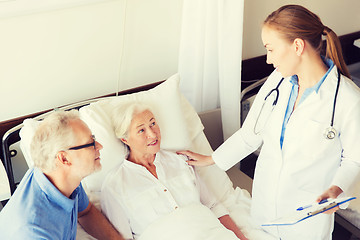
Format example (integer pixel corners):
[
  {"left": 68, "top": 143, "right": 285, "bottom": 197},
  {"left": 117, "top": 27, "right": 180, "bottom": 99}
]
[
  {"left": 121, "top": 138, "right": 129, "bottom": 146},
  {"left": 293, "top": 38, "right": 305, "bottom": 56}
]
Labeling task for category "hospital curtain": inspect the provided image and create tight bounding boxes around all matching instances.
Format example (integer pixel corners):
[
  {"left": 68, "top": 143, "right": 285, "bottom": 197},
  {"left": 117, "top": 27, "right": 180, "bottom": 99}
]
[{"left": 178, "top": 0, "right": 244, "bottom": 140}]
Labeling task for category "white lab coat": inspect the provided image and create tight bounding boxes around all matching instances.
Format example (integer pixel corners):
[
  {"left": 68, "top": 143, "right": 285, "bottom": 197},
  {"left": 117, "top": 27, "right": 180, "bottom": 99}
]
[{"left": 213, "top": 67, "right": 360, "bottom": 240}]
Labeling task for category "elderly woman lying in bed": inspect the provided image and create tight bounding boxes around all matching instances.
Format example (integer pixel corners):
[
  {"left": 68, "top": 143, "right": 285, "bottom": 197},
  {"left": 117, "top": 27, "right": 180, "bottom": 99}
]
[{"left": 100, "top": 102, "right": 248, "bottom": 240}]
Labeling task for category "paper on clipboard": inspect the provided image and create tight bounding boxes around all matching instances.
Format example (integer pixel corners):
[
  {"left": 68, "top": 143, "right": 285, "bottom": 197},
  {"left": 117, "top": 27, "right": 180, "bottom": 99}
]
[{"left": 262, "top": 196, "right": 356, "bottom": 226}]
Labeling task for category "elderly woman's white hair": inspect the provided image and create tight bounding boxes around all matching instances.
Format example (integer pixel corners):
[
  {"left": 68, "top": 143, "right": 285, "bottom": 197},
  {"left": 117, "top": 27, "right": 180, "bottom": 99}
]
[
  {"left": 30, "top": 110, "right": 80, "bottom": 172},
  {"left": 112, "top": 102, "right": 155, "bottom": 140}
]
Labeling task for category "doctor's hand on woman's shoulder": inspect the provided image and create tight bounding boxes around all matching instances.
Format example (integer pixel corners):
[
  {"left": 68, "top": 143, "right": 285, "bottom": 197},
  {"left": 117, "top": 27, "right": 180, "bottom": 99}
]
[
  {"left": 316, "top": 185, "right": 343, "bottom": 214},
  {"left": 177, "top": 150, "right": 215, "bottom": 166}
]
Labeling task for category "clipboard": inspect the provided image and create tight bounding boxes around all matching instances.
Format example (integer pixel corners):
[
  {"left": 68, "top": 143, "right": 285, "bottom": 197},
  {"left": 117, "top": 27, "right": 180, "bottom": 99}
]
[{"left": 262, "top": 196, "right": 356, "bottom": 226}]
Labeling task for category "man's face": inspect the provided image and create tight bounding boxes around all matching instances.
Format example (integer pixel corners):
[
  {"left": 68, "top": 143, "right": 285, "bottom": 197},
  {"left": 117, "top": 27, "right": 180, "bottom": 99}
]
[{"left": 66, "top": 119, "right": 103, "bottom": 179}]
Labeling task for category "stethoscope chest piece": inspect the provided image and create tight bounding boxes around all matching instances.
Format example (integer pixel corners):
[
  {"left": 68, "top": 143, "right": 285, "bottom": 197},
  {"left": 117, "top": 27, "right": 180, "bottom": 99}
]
[
  {"left": 324, "top": 70, "right": 341, "bottom": 140},
  {"left": 324, "top": 127, "right": 337, "bottom": 140}
]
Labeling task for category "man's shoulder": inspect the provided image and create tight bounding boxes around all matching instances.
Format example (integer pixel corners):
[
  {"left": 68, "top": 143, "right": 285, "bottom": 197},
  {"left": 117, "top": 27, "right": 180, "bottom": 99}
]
[
  {"left": 0, "top": 203, "right": 56, "bottom": 239},
  {"left": 3, "top": 224, "right": 53, "bottom": 239},
  {"left": 0, "top": 168, "right": 41, "bottom": 213},
  {"left": 0, "top": 199, "right": 71, "bottom": 239},
  {"left": 0, "top": 167, "right": 69, "bottom": 226}
]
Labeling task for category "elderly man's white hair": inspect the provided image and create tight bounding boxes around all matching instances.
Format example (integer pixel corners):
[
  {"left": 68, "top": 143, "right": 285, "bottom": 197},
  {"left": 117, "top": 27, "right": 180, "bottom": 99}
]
[
  {"left": 30, "top": 110, "right": 80, "bottom": 172},
  {"left": 112, "top": 102, "right": 155, "bottom": 140}
]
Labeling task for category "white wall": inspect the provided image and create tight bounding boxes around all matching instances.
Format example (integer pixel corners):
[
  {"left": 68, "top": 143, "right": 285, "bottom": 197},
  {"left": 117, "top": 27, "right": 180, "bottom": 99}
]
[
  {"left": 1, "top": 0, "right": 359, "bottom": 122},
  {"left": 243, "top": 0, "right": 360, "bottom": 59},
  {"left": 0, "top": 0, "right": 183, "bottom": 122}
]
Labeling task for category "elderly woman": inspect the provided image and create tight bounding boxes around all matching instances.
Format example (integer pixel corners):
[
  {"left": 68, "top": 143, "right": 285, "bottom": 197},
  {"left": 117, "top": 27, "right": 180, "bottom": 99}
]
[{"left": 101, "top": 103, "right": 248, "bottom": 240}]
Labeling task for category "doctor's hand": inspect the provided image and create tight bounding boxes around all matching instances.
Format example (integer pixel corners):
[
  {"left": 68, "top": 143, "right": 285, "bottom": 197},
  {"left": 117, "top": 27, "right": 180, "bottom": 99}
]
[
  {"left": 176, "top": 150, "right": 215, "bottom": 166},
  {"left": 316, "top": 185, "right": 343, "bottom": 214}
]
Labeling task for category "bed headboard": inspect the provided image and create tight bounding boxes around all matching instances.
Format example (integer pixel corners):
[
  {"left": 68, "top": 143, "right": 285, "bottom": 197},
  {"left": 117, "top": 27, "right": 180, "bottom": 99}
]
[{"left": 0, "top": 81, "right": 164, "bottom": 194}]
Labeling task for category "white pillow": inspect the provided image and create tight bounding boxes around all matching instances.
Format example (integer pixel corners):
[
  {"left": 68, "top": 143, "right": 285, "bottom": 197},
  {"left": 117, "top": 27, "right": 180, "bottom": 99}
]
[
  {"left": 19, "top": 73, "right": 237, "bottom": 210},
  {"left": 80, "top": 74, "right": 204, "bottom": 192},
  {"left": 19, "top": 119, "right": 40, "bottom": 168},
  {"left": 79, "top": 104, "right": 128, "bottom": 193},
  {"left": 19, "top": 74, "right": 204, "bottom": 193}
]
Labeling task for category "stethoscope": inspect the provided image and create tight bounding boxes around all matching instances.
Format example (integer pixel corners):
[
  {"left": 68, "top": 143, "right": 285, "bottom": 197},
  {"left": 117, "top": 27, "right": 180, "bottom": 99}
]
[{"left": 254, "top": 70, "right": 341, "bottom": 140}]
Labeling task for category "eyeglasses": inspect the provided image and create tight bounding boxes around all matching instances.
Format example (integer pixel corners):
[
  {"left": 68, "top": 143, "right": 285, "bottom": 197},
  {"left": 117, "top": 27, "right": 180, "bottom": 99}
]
[{"left": 68, "top": 135, "right": 96, "bottom": 151}]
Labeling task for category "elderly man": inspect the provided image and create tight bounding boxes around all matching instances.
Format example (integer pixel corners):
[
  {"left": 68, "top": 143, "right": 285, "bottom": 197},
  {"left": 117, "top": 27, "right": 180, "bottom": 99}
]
[{"left": 0, "top": 110, "right": 124, "bottom": 240}]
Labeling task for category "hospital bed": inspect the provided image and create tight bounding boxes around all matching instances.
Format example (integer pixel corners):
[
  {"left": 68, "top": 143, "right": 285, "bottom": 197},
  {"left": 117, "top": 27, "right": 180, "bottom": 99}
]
[{"left": 0, "top": 74, "right": 274, "bottom": 240}]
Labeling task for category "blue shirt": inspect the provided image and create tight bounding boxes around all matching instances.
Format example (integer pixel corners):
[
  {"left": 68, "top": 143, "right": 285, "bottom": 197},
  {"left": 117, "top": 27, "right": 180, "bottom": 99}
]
[
  {"left": 0, "top": 167, "right": 89, "bottom": 240},
  {"left": 280, "top": 58, "right": 335, "bottom": 148}
]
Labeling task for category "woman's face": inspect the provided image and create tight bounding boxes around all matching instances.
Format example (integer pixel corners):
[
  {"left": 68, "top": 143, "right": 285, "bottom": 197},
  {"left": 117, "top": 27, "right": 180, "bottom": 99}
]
[
  {"left": 261, "top": 25, "right": 299, "bottom": 77},
  {"left": 123, "top": 110, "right": 161, "bottom": 158}
]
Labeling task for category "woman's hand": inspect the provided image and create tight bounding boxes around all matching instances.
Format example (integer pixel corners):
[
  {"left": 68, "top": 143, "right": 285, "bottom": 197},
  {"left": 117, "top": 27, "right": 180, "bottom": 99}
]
[
  {"left": 316, "top": 185, "right": 343, "bottom": 214},
  {"left": 218, "top": 215, "right": 248, "bottom": 240},
  {"left": 176, "top": 150, "right": 215, "bottom": 166}
]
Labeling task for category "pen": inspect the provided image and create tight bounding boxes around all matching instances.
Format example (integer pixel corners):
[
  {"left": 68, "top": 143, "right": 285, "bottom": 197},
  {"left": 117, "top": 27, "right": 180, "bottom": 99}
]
[{"left": 296, "top": 199, "right": 329, "bottom": 211}]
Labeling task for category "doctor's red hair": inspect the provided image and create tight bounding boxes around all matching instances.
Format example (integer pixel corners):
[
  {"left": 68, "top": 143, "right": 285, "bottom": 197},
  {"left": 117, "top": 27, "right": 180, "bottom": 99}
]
[{"left": 264, "top": 4, "right": 350, "bottom": 79}]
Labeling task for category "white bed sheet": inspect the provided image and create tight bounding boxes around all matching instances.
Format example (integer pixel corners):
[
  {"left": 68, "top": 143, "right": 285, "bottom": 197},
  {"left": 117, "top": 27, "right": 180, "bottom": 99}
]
[
  {"left": 138, "top": 203, "right": 239, "bottom": 240},
  {"left": 18, "top": 74, "right": 275, "bottom": 240},
  {"left": 76, "top": 181, "right": 275, "bottom": 240},
  {"left": 76, "top": 131, "right": 275, "bottom": 240}
]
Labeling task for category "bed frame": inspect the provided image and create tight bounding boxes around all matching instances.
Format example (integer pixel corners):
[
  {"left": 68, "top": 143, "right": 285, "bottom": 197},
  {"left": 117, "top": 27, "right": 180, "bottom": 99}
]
[
  {"left": 0, "top": 81, "right": 163, "bottom": 195},
  {"left": 335, "top": 212, "right": 360, "bottom": 238}
]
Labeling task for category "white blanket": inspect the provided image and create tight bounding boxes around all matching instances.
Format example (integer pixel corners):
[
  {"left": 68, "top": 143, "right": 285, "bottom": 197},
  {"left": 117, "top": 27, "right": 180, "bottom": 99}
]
[
  {"left": 76, "top": 189, "right": 276, "bottom": 240},
  {"left": 222, "top": 188, "right": 276, "bottom": 240},
  {"left": 138, "top": 203, "right": 238, "bottom": 240}
]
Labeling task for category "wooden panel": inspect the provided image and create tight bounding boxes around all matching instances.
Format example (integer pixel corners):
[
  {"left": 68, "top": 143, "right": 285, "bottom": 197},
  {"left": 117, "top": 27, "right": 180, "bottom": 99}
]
[
  {"left": 241, "top": 55, "right": 273, "bottom": 89},
  {"left": 339, "top": 31, "right": 360, "bottom": 65},
  {"left": 0, "top": 80, "right": 163, "bottom": 153}
]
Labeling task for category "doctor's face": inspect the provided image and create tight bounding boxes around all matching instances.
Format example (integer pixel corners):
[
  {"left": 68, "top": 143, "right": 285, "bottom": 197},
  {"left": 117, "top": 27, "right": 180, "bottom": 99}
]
[
  {"left": 122, "top": 110, "right": 161, "bottom": 159},
  {"left": 261, "top": 25, "right": 299, "bottom": 77}
]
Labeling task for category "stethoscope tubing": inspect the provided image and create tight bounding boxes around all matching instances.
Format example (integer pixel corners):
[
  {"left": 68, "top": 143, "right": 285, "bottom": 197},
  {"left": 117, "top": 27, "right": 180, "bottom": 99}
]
[
  {"left": 330, "top": 70, "right": 341, "bottom": 128},
  {"left": 255, "top": 70, "right": 341, "bottom": 139},
  {"left": 264, "top": 77, "right": 284, "bottom": 105}
]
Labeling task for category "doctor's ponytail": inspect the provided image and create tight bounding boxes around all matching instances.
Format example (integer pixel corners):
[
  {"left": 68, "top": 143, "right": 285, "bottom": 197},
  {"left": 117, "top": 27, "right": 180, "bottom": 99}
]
[
  {"left": 322, "top": 26, "right": 351, "bottom": 78},
  {"left": 264, "top": 4, "right": 350, "bottom": 79}
]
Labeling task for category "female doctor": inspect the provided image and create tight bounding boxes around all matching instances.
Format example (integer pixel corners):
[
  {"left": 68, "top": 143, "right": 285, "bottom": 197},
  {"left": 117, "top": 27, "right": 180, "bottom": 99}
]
[{"left": 178, "top": 4, "right": 360, "bottom": 240}]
